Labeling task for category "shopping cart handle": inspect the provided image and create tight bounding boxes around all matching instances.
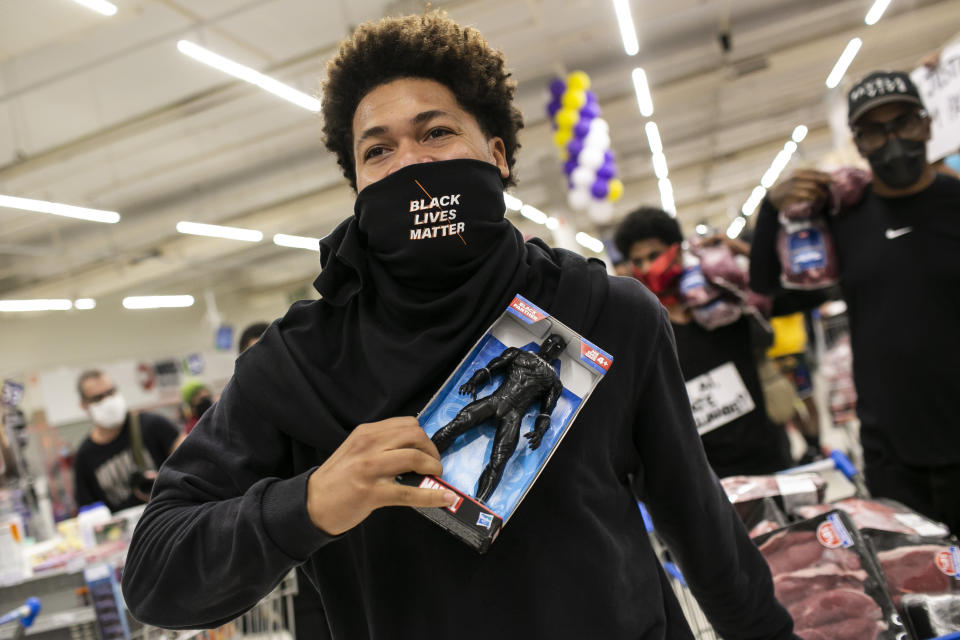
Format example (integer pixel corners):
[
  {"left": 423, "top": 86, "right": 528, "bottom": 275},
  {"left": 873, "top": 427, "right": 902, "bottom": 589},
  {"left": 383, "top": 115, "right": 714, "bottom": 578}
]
[
  {"left": 829, "top": 450, "right": 859, "bottom": 482},
  {"left": 930, "top": 633, "right": 960, "bottom": 640},
  {"left": 0, "top": 598, "right": 41, "bottom": 628}
]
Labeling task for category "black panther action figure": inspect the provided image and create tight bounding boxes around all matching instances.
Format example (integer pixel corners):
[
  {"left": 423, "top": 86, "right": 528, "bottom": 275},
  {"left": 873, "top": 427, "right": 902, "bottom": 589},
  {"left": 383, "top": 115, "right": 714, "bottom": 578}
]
[{"left": 431, "top": 334, "right": 566, "bottom": 503}]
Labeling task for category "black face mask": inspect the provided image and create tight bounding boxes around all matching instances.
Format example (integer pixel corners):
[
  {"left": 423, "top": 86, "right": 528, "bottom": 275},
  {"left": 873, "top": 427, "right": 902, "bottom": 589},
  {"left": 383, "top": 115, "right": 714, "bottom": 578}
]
[
  {"left": 354, "top": 159, "right": 511, "bottom": 290},
  {"left": 192, "top": 396, "right": 213, "bottom": 420},
  {"left": 867, "top": 137, "right": 927, "bottom": 189}
]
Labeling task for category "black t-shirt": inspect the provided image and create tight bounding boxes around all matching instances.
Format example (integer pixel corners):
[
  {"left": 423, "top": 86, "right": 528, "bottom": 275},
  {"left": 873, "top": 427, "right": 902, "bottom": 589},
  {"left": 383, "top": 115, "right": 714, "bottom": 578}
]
[
  {"left": 751, "top": 174, "right": 960, "bottom": 465},
  {"left": 671, "top": 316, "right": 791, "bottom": 478},
  {"left": 74, "top": 411, "right": 180, "bottom": 512}
]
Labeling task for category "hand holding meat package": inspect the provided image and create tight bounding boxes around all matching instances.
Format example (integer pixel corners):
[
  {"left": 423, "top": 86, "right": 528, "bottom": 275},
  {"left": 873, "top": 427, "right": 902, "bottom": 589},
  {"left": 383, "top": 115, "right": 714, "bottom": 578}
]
[
  {"left": 678, "top": 240, "right": 771, "bottom": 330},
  {"left": 754, "top": 510, "right": 908, "bottom": 640},
  {"left": 776, "top": 168, "right": 871, "bottom": 291}
]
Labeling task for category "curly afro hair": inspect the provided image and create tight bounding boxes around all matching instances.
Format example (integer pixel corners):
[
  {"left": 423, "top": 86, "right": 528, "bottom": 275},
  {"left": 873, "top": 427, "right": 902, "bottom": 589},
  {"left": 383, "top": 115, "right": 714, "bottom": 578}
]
[
  {"left": 613, "top": 207, "right": 683, "bottom": 258},
  {"left": 321, "top": 12, "right": 524, "bottom": 191}
]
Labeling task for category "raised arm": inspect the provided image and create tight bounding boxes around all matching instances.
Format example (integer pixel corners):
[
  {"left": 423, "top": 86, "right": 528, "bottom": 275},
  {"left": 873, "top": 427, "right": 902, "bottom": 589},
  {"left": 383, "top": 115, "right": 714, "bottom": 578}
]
[
  {"left": 459, "top": 347, "right": 520, "bottom": 398},
  {"left": 524, "top": 378, "right": 563, "bottom": 451}
]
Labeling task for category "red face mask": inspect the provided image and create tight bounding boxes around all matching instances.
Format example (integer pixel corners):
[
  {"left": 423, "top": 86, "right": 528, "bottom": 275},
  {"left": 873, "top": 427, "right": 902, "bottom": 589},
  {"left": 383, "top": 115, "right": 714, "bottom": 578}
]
[{"left": 632, "top": 243, "right": 683, "bottom": 304}]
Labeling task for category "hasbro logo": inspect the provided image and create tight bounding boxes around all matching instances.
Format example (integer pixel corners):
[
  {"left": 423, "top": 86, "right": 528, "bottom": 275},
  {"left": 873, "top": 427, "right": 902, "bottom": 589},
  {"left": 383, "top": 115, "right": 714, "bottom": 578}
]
[{"left": 476, "top": 513, "right": 494, "bottom": 529}]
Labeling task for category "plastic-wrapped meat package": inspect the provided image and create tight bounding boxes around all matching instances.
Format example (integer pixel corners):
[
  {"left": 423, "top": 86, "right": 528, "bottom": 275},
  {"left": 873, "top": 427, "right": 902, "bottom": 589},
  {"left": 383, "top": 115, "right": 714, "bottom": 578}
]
[
  {"left": 754, "top": 510, "right": 907, "bottom": 639},
  {"left": 721, "top": 473, "right": 825, "bottom": 525},
  {"left": 693, "top": 241, "right": 749, "bottom": 291},
  {"left": 792, "top": 498, "right": 951, "bottom": 539},
  {"left": 868, "top": 531, "right": 960, "bottom": 609},
  {"left": 901, "top": 593, "right": 960, "bottom": 639},
  {"left": 677, "top": 255, "right": 718, "bottom": 308},
  {"left": 779, "top": 167, "right": 872, "bottom": 221},
  {"left": 777, "top": 217, "right": 839, "bottom": 290},
  {"left": 690, "top": 297, "right": 742, "bottom": 330},
  {"left": 821, "top": 335, "right": 857, "bottom": 423},
  {"left": 740, "top": 497, "right": 790, "bottom": 539}
]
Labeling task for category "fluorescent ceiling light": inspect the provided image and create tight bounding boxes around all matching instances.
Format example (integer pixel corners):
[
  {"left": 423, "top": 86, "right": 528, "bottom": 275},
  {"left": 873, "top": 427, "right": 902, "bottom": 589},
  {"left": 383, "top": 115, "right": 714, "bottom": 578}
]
[
  {"left": 727, "top": 216, "right": 747, "bottom": 239},
  {"left": 71, "top": 0, "right": 117, "bottom": 16},
  {"left": 0, "top": 194, "right": 120, "bottom": 224},
  {"left": 695, "top": 224, "right": 709, "bottom": 236},
  {"left": 658, "top": 178, "right": 676, "bottom": 216},
  {"left": 761, "top": 146, "right": 797, "bottom": 189},
  {"left": 792, "top": 125, "right": 808, "bottom": 143},
  {"left": 826, "top": 38, "right": 862, "bottom": 89},
  {"left": 784, "top": 140, "right": 798, "bottom": 154},
  {"left": 652, "top": 152, "right": 669, "bottom": 179},
  {"left": 612, "top": 0, "right": 640, "bottom": 56},
  {"left": 575, "top": 232, "right": 604, "bottom": 253},
  {"left": 865, "top": 0, "right": 892, "bottom": 25},
  {"left": 631, "top": 68, "right": 654, "bottom": 117},
  {"left": 0, "top": 299, "right": 73, "bottom": 312},
  {"left": 122, "top": 295, "right": 195, "bottom": 310},
  {"left": 176, "top": 221, "right": 263, "bottom": 242},
  {"left": 644, "top": 121, "right": 663, "bottom": 154},
  {"left": 273, "top": 233, "right": 319, "bottom": 251},
  {"left": 74, "top": 298, "right": 96, "bottom": 310},
  {"left": 741, "top": 186, "right": 767, "bottom": 216},
  {"left": 545, "top": 217, "right": 560, "bottom": 230},
  {"left": 520, "top": 204, "right": 548, "bottom": 225},
  {"left": 177, "top": 40, "right": 321, "bottom": 112},
  {"left": 503, "top": 193, "right": 523, "bottom": 211}
]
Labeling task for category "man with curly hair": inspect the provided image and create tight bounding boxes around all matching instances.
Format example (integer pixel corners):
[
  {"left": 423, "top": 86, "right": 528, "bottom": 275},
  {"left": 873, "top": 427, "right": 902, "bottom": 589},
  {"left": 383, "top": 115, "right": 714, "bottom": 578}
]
[{"left": 123, "top": 12, "right": 795, "bottom": 640}]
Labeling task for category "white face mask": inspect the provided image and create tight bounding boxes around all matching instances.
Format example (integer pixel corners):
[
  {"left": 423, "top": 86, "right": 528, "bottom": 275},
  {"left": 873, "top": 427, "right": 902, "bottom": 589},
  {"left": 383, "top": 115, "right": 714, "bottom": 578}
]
[{"left": 88, "top": 393, "right": 127, "bottom": 430}]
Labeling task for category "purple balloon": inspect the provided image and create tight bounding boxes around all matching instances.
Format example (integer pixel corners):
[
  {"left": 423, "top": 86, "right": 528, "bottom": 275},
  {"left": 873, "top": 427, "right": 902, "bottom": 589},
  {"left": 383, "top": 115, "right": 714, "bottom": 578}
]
[
  {"left": 604, "top": 149, "right": 615, "bottom": 163},
  {"left": 563, "top": 158, "right": 579, "bottom": 176},
  {"left": 573, "top": 119, "right": 591, "bottom": 139},
  {"left": 586, "top": 90, "right": 598, "bottom": 105},
  {"left": 580, "top": 101, "right": 601, "bottom": 120},
  {"left": 596, "top": 160, "right": 616, "bottom": 181},
  {"left": 567, "top": 138, "right": 584, "bottom": 160},
  {"left": 591, "top": 178, "right": 610, "bottom": 199},
  {"left": 549, "top": 78, "right": 566, "bottom": 98},
  {"left": 546, "top": 99, "right": 561, "bottom": 119}
]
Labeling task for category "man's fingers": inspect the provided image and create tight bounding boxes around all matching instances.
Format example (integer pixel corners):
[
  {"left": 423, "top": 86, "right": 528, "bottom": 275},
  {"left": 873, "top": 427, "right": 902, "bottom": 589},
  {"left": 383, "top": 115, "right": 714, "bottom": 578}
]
[
  {"left": 381, "top": 483, "right": 458, "bottom": 509},
  {"left": 374, "top": 449, "right": 443, "bottom": 478},
  {"left": 792, "top": 169, "right": 832, "bottom": 184}
]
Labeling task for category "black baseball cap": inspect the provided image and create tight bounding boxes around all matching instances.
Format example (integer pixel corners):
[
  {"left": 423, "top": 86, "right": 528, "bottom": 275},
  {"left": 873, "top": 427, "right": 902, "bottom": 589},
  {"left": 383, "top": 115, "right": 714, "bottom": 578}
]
[{"left": 848, "top": 71, "right": 925, "bottom": 125}]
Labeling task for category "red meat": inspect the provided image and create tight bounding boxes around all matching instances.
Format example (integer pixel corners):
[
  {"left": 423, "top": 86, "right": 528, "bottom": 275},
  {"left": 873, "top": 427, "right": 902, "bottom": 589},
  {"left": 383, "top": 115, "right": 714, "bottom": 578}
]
[
  {"left": 773, "top": 565, "right": 868, "bottom": 607},
  {"left": 878, "top": 545, "right": 955, "bottom": 607},
  {"left": 758, "top": 530, "right": 862, "bottom": 575},
  {"left": 789, "top": 588, "right": 882, "bottom": 630},
  {"left": 794, "top": 499, "right": 949, "bottom": 537},
  {"left": 796, "top": 615, "right": 884, "bottom": 640}
]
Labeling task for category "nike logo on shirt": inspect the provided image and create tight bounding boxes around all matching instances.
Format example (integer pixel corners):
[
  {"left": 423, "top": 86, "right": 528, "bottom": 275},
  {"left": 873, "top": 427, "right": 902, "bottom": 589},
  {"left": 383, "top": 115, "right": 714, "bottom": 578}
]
[{"left": 885, "top": 227, "right": 913, "bottom": 239}]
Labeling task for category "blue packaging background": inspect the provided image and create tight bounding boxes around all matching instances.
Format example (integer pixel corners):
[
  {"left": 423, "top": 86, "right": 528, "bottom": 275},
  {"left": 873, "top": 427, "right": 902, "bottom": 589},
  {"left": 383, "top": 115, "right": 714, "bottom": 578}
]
[
  {"left": 420, "top": 334, "right": 582, "bottom": 520},
  {"left": 787, "top": 227, "right": 826, "bottom": 271}
]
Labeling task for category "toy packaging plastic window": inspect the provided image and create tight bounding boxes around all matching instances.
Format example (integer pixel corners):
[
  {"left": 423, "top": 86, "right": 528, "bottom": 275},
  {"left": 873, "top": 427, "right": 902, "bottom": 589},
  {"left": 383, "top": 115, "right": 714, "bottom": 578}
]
[{"left": 398, "top": 294, "right": 612, "bottom": 553}]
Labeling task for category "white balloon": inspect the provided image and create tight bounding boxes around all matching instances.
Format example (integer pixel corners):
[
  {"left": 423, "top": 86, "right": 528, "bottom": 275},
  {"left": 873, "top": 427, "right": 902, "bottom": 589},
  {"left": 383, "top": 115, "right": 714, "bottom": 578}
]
[
  {"left": 583, "top": 131, "right": 611, "bottom": 151},
  {"left": 587, "top": 199, "right": 614, "bottom": 224},
  {"left": 567, "top": 188, "right": 591, "bottom": 210},
  {"left": 571, "top": 166, "right": 595, "bottom": 189},
  {"left": 578, "top": 147, "right": 605, "bottom": 170},
  {"left": 588, "top": 118, "right": 609, "bottom": 136}
]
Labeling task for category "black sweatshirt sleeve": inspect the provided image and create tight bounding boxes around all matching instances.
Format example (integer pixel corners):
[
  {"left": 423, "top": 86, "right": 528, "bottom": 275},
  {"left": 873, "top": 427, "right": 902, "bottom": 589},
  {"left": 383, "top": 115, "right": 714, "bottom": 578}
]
[
  {"left": 634, "top": 309, "right": 795, "bottom": 640},
  {"left": 121, "top": 378, "right": 337, "bottom": 629},
  {"left": 749, "top": 199, "right": 784, "bottom": 295},
  {"left": 73, "top": 452, "right": 106, "bottom": 511}
]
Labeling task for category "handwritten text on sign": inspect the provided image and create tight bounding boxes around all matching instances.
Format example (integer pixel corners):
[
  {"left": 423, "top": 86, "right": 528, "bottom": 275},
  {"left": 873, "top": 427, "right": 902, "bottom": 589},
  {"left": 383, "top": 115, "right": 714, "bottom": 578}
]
[
  {"left": 911, "top": 42, "right": 960, "bottom": 162},
  {"left": 685, "top": 362, "right": 756, "bottom": 435}
]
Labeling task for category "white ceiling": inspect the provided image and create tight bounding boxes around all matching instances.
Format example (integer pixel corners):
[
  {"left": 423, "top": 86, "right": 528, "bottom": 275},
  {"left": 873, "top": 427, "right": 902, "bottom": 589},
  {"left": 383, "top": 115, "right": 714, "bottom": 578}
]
[{"left": 0, "top": 0, "right": 957, "bottom": 309}]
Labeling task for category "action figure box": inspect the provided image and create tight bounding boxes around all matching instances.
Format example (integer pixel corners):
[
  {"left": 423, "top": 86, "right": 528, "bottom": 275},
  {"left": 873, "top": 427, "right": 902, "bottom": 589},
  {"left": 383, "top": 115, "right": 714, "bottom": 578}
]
[{"left": 397, "top": 294, "right": 613, "bottom": 553}]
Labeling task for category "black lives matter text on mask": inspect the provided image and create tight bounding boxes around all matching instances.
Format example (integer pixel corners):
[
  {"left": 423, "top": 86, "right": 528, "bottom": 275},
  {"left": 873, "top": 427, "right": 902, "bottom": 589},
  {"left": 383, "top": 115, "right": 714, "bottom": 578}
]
[{"left": 408, "top": 193, "right": 466, "bottom": 240}]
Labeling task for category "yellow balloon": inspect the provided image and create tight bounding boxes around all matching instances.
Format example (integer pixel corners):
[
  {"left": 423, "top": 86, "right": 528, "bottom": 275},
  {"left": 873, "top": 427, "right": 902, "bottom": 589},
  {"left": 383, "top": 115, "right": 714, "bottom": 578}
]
[
  {"left": 555, "top": 108, "right": 578, "bottom": 130},
  {"left": 607, "top": 178, "right": 624, "bottom": 202},
  {"left": 553, "top": 128, "right": 573, "bottom": 148},
  {"left": 566, "top": 71, "right": 591, "bottom": 92},
  {"left": 561, "top": 89, "right": 587, "bottom": 111}
]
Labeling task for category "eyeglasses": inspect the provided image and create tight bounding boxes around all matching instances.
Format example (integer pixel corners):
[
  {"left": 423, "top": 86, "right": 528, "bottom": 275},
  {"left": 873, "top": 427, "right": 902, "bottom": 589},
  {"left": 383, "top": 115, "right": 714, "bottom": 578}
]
[
  {"left": 85, "top": 387, "right": 116, "bottom": 404},
  {"left": 853, "top": 110, "right": 927, "bottom": 153}
]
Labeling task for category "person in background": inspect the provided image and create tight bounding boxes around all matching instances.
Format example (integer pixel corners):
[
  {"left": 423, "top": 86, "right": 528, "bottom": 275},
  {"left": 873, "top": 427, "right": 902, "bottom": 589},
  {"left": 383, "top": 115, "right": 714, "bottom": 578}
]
[
  {"left": 180, "top": 380, "right": 214, "bottom": 435},
  {"left": 614, "top": 207, "right": 792, "bottom": 478},
  {"left": 239, "top": 322, "right": 269, "bottom": 354},
  {"left": 73, "top": 369, "right": 183, "bottom": 512},
  {"left": 750, "top": 70, "right": 960, "bottom": 534}
]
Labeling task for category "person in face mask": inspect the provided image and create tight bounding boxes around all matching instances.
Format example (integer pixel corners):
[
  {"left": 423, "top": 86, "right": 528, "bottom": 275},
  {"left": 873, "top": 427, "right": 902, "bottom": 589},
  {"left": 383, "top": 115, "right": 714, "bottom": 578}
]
[
  {"left": 615, "top": 207, "right": 792, "bottom": 478},
  {"left": 123, "top": 13, "right": 796, "bottom": 640},
  {"left": 180, "top": 380, "right": 213, "bottom": 435},
  {"left": 73, "top": 370, "right": 183, "bottom": 513},
  {"left": 749, "top": 70, "right": 960, "bottom": 535}
]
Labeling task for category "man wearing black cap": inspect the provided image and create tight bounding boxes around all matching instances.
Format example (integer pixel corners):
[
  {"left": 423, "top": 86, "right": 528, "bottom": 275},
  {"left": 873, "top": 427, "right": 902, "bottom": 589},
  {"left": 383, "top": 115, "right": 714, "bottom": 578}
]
[{"left": 750, "top": 70, "right": 960, "bottom": 534}]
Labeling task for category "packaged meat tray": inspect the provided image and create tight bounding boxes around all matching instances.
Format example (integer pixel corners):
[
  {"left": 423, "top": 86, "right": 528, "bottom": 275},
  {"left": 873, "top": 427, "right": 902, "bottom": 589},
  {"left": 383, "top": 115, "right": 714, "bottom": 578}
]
[
  {"left": 754, "top": 510, "right": 909, "bottom": 640},
  {"left": 793, "top": 498, "right": 952, "bottom": 539},
  {"left": 721, "top": 473, "right": 826, "bottom": 524},
  {"left": 867, "top": 531, "right": 960, "bottom": 611},
  {"left": 901, "top": 593, "right": 960, "bottom": 639}
]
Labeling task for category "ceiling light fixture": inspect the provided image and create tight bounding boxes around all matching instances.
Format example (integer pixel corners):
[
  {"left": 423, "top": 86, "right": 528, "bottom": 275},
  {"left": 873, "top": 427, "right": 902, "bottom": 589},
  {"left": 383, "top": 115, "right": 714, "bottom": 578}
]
[
  {"left": 644, "top": 121, "right": 663, "bottom": 154},
  {"left": 658, "top": 178, "right": 676, "bottom": 216},
  {"left": 612, "top": 0, "right": 640, "bottom": 56},
  {"left": 0, "top": 194, "right": 120, "bottom": 224},
  {"left": 177, "top": 40, "right": 322, "bottom": 112},
  {"left": 273, "top": 233, "right": 319, "bottom": 251},
  {"left": 70, "top": 0, "right": 118, "bottom": 16},
  {"left": 74, "top": 298, "right": 96, "bottom": 310},
  {"left": 176, "top": 221, "right": 263, "bottom": 242},
  {"left": 652, "top": 152, "right": 669, "bottom": 179},
  {"left": 826, "top": 38, "right": 863, "bottom": 89},
  {"left": 727, "top": 216, "right": 747, "bottom": 239},
  {"left": 792, "top": 125, "right": 809, "bottom": 143},
  {"left": 503, "top": 193, "right": 523, "bottom": 211},
  {"left": 575, "top": 232, "right": 604, "bottom": 253},
  {"left": 122, "top": 295, "right": 195, "bottom": 310},
  {"left": 741, "top": 186, "right": 768, "bottom": 216},
  {"left": 0, "top": 299, "right": 73, "bottom": 312},
  {"left": 520, "top": 204, "right": 548, "bottom": 225},
  {"left": 631, "top": 68, "right": 654, "bottom": 117},
  {"left": 864, "top": 0, "right": 892, "bottom": 25}
]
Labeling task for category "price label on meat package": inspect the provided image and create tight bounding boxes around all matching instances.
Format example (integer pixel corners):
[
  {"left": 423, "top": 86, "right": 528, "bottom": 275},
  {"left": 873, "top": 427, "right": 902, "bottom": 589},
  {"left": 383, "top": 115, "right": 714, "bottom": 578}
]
[{"left": 685, "top": 362, "right": 756, "bottom": 435}]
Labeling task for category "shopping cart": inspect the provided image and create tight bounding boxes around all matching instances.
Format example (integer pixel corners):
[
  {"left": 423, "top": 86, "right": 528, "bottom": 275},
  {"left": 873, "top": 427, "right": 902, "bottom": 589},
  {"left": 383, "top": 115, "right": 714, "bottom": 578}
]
[
  {"left": 132, "top": 570, "right": 298, "bottom": 640},
  {"left": 0, "top": 598, "right": 40, "bottom": 640},
  {"left": 638, "top": 450, "right": 866, "bottom": 639}
]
